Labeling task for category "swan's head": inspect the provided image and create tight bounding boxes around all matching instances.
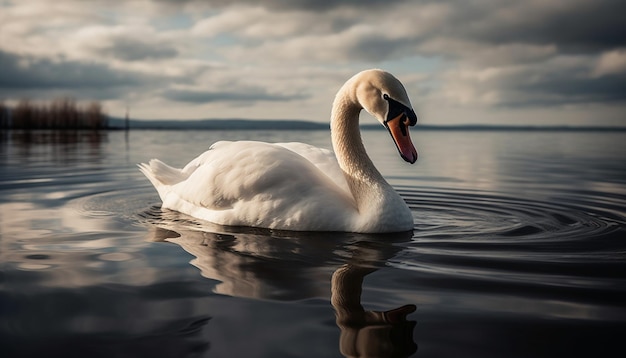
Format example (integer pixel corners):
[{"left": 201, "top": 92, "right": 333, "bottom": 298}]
[{"left": 353, "top": 69, "right": 419, "bottom": 164}]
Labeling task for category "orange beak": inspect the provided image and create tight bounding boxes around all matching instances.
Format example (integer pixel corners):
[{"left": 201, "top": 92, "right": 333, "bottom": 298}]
[{"left": 385, "top": 113, "right": 418, "bottom": 164}]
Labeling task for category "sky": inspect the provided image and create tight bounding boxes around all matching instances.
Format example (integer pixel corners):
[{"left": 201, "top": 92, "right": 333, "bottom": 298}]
[{"left": 1, "top": 0, "right": 625, "bottom": 126}]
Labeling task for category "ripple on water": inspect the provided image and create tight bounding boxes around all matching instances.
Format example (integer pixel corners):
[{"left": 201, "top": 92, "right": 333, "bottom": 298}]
[
  {"left": 392, "top": 187, "right": 626, "bottom": 308},
  {"left": 400, "top": 187, "right": 624, "bottom": 244},
  {"left": 69, "top": 184, "right": 156, "bottom": 222}
]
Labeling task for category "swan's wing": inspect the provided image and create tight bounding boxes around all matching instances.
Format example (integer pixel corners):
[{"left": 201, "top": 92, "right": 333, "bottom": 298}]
[
  {"left": 179, "top": 142, "right": 225, "bottom": 176},
  {"left": 162, "top": 141, "right": 356, "bottom": 230},
  {"left": 276, "top": 142, "right": 350, "bottom": 194}
]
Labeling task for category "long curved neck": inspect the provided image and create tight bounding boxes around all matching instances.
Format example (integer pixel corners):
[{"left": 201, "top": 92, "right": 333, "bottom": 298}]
[{"left": 330, "top": 86, "right": 388, "bottom": 209}]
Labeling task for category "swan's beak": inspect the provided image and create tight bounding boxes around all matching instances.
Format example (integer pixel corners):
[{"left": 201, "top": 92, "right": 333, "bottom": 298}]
[{"left": 385, "top": 113, "right": 418, "bottom": 164}]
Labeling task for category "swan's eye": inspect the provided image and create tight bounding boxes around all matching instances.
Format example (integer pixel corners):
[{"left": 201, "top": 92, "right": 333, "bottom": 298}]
[{"left": 382, "top": 93, "right": 390, "bottom": 100}]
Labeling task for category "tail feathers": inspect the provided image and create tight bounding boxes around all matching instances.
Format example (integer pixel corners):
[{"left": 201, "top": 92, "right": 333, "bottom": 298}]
[{"left": 138, "top": 159, "right": 187, "bottom": 188}]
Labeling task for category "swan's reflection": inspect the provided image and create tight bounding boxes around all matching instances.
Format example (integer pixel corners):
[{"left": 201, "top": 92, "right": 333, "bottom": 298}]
[
  {"left": 146, "top": 211, "right": 418, "bottom": 357},
  {"left": 331, "top": 244, "right": 418, "bottom": 358}
]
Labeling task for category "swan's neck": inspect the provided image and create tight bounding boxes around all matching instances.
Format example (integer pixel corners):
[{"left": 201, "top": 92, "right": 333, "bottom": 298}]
[{"left": 330, "top": 88, "right": 391, "bottom": 211}]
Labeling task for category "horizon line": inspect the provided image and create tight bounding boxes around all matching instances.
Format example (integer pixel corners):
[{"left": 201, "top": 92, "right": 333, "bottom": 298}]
[{"left": 107, "top": 117, "right": 626, "bottom": 131}]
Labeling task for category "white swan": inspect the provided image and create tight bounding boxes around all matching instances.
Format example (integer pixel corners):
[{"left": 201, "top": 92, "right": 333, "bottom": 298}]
[{"left": 139, "top": 69, "right": 419, "bottom": 233}]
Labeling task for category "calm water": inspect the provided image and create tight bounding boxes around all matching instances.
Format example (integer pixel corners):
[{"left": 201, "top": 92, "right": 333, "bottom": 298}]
[{"left": 1, "top": 129, "right": 625, "bottom": 358}]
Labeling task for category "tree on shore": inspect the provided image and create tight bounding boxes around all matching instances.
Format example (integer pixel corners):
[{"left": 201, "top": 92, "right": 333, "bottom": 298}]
[{"left": 1, "top": 98, "right": 108, "bottom": 130}]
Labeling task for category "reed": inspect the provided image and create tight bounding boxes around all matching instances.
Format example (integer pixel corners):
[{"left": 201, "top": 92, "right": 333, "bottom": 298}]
[{"left": 0, "top": 98, "right": 108, "bottom": 130}]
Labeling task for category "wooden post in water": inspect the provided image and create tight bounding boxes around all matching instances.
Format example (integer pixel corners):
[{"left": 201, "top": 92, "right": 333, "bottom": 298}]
[{"left": 125, "top": 106, "right": 130, "bottom": 131}]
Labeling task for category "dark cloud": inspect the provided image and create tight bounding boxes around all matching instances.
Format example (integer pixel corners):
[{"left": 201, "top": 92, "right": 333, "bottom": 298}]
[
  {"left": 97, "top": 38, "right": 179, "bottom": 61},
  {"left": 163, "top": 88, "right": 306, "bottom": 104},
  {"left": 0, "top": 50, "right": 156, "bottom": 100},
  {"left": 0, "top": 51, "right": 143, "bottom": 89},
  {"left": 511, "top": 73, "right": 626, "bottom": 107},
  {"left": 248, "top": 0, "right": 409, "bottom": 11},
  {"left": 461, "top": 59, "right": 626, "bottom": 108},
  {"left": 160, "top": 0, "right": 625, "bottom": 51},
  {"left": 446, "top": 0, "right": 626, "bottom": 52},
  {"left": 156, "top": 0, "right": 408, "bottom": 11},
  {"left": 348, "top": 36, "right": 417, "bottom": 62}
]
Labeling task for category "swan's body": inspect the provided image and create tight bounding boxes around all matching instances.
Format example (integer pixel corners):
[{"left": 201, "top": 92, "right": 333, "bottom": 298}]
[{"left": 140, "top": 69, "right": 419, "bottom": 233}]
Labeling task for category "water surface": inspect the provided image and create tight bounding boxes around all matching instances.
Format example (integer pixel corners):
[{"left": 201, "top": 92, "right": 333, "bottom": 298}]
[{"left": 1, "top": 129, "right": 625, "bottom": 357}]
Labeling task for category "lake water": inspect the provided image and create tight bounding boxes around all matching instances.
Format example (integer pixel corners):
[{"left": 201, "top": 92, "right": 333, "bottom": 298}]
[{"left": 1, "top": 129, "right": 625, "bottom": 358}]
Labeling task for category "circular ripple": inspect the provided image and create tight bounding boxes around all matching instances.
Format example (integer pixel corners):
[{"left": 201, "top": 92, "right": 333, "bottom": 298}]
[
  {"left": 392, "top": 187, "right": 626, "bottom": 289},
  {"left": 70, "top": 184, "right": 157, "bottom": 222},
  {"left": 399, "top": 187, "right": 624, "bottom": 244}
]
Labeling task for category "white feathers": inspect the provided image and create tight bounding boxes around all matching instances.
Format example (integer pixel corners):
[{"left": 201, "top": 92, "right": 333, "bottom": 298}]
[{"left": 140, "top": 141, "right": 356, "bottom": 231}]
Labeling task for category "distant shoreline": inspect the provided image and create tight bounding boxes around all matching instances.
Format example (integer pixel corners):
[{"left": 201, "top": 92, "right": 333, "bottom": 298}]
[
  {"left": 2, "top": 117, "right": 625, "bottom": 132},
  {"left": 103, "top": 118, "right": 626, "bottom": 132}
]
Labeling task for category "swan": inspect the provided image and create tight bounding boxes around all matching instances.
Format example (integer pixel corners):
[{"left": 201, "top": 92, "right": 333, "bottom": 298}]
[{"left": 139, "top": 69, "right": 419, "bottom": 233}]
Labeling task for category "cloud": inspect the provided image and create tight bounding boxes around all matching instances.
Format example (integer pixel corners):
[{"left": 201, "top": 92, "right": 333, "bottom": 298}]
[
  {"left": 177, "top": 0, "right": 626, "bottom": 52},
  {"left": 85, "top": 33, "right": 179, "bottom": 62},
  {"left": 158, "top": 0, "right": 409, "bottom": 12},
  {"left": 440, "top": 54, "right": 626, "bottom": 108},
  {"left": 163, "top": 88, "right": 307, "bottom": 104},
  {"left": 0, "top": 50, "right": 145, "bottom": 91},
  {"left": 0, "top": 51, "right": 160, "bottom": 99},
  {"left": 451, "top": 0, "right": 626, "bottom": 52},
  {"left": 593, "top": 49, "right": 626, "bottom": 77}
]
